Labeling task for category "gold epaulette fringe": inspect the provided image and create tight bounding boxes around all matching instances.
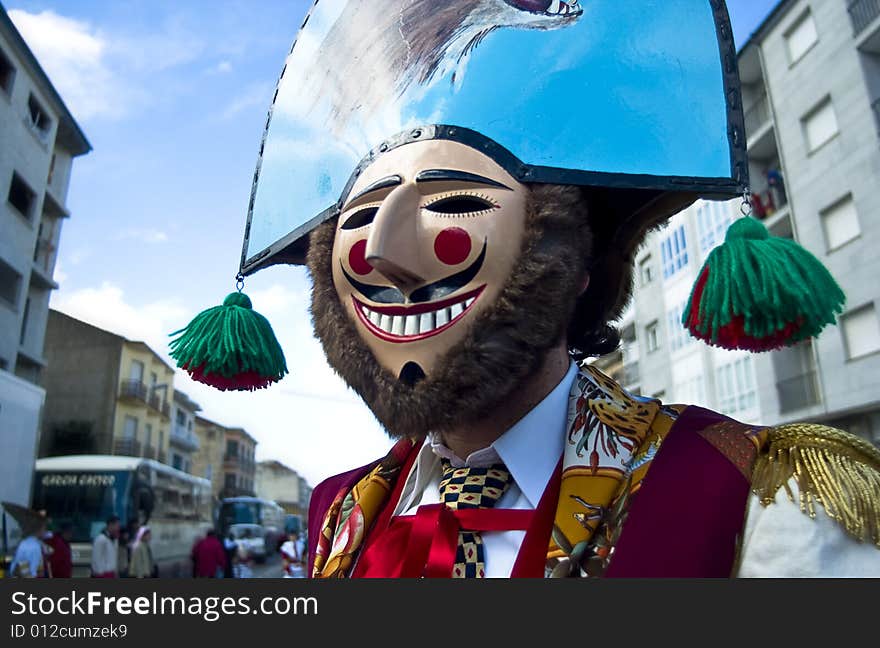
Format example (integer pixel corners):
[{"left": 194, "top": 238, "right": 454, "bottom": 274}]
[{"left": 751, "top": 423, "right": 880, "bottom": 547}]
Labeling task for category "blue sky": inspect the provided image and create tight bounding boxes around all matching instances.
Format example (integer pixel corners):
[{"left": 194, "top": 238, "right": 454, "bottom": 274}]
[{"left": 7, "top": 0, "right": 780, "bottom": 486}]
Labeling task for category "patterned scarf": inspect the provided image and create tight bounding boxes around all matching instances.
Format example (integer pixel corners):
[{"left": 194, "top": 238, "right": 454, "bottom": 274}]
[{"left": 312, "top": 365, "right": 767, "bottom": 578}]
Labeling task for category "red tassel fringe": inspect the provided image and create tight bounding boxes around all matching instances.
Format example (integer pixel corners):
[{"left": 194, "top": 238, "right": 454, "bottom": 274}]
[
  {"left": 183, "top": 363, "right": 278, "bottom": 392},
  {"left": 685, "top": 267, "right": 804, "bottom": 352}
]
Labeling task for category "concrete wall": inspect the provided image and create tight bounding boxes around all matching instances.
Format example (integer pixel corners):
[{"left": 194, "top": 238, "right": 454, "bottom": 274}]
[
  {"left": 256, "top": 462, "right": 301, "bottom": 512},
  {"left": 41, "top": 311, "right": 122, "bottom": 456}
]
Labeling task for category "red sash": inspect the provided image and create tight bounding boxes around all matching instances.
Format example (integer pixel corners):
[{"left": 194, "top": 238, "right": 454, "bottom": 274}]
[{"left": 352, "top": 457, "right": 562, "bottom": 578}]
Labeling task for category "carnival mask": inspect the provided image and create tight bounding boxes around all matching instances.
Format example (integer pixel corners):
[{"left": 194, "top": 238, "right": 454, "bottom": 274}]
[{"left": 331, "top": 139, "right": 529, "bottom": 382}]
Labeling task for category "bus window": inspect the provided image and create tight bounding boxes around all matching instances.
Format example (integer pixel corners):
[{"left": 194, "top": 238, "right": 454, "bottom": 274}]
[{"left": 32, "top": 471, "right": 131, "bottom": 543}]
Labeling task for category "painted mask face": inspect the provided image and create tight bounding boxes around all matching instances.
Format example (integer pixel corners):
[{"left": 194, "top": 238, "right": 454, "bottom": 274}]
[{"left": 331, "top": 140, "right": 529, "bottom": 380}]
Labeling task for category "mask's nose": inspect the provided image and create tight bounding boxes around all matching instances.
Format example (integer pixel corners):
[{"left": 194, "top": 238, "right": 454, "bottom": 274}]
[{"left": 364, "top": 184, "right": 426, "bottom": 294}]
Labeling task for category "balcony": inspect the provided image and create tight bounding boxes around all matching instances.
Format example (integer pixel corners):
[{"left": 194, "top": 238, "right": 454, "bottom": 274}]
[
  {"left": 744, "top": 92, "right": 771, "bottom": 144},
  {"left": 119, "top": 380, "right": 148, "bottom": 404},
  {"left": 157, "top": 451, "right": 167, "bottom": 464},
  {"left": 777, "top": 371, "right": 821, "bottom": 414},
  {"left": 850, "top": 0, "right": 880, "bottom": 35},
  {"left": 622, "top": 361, "right": 640, "bottom": 389},
  {"left": 114, "top": 438, "right": 141, "bottom": 457},
  {"left": 170, "top": 424, "right": 200, "bottom": 452},
  {"left": 142, "top": 445, "right": 156, "bottom": 460}
]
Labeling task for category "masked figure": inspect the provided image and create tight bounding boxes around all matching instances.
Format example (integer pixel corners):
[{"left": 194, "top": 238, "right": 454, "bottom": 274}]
[{"left": 175, "top": 0, "right": 880, "bottom": 577}]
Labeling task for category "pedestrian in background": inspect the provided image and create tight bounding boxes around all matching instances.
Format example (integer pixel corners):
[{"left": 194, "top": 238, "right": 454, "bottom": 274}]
[
  {"left": 48, "top": 522, "right": 73, "bottom": 578},
  {"left": 3, "top": 502, "right": 48, "bottom": 578},
  {"left": 129, "top": 526, "right": 154, "bottom": 578},
  {"left": 91, "top": 515, "right": 120, "bottom": 578},
  {"left": 191, "top": 529, "right": 226, "bottom": 577},
  {"left": 223, "top": 532, "right": 236, "bottom": 578},
  {"left": 280, "top": 531, "right": 305, "bottom": 578},
  {"left": 117, "top": 525, "right": 131, "bottom": 578}
]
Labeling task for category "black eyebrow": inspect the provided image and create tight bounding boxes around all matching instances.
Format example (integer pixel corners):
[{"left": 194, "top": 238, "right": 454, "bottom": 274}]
[
  {"left": 345, "top": 175, "right": 403, "bottom": 207},
  {"left": 415, "top": 169, "right": 511, "bottom": 190}
]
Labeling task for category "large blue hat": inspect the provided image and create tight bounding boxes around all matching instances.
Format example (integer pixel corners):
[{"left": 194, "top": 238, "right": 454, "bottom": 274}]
[{"left": 240, "top": 0, "right": 746, "bottom": 275}]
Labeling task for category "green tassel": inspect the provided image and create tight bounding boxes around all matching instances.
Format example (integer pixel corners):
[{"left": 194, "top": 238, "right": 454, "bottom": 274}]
[
  {"left": 169, "top": 292, "right": 288, "bottom": 391},
  {"left": 682, "top": 217, "right": 845, "bottom": 352}
]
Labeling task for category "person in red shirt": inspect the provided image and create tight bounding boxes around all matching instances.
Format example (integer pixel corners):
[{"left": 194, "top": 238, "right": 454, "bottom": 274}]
[
  {"left": 190, "top": 530, "right": 227, "bottom": 578},
  {"left": 48, "top": 522, "right": 73, "bottom": 578}
]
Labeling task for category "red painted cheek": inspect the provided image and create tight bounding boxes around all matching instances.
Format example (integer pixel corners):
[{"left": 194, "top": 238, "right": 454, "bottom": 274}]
[
  {"left": 348, "top": 239, "right": 373, "bottom": 275},
  {"left": 433, "top": 227, "right": 472, "bottom": 266}
]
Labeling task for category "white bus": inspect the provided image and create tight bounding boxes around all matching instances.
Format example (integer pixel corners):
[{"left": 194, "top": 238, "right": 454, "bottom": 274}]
[{"left": 32, "top": 455, "right": 213, "bottom": 577}]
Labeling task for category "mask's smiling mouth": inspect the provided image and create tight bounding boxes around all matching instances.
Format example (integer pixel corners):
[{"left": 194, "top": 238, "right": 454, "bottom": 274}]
[{"left": 353, "top": 285, "right": 485, "bottom": 343}]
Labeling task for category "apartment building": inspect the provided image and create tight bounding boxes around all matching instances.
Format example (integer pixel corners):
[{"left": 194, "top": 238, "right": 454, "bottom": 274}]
[
  {"left": 221, "top": 427, "right": 257, "bottom": 498},
  {"left": 40, "top": 310, "right": 176, "bottom": 461},
  {"left": 192, "top": 416, "right": 227, "bottom": 500},
  {"left": 170, "top": 390, "right": 201, "bottom": 474},
  {"left": 0, "top": 6, "right": 91, "bottom": 520},
  {"left": 0, "top": 7, "right": 90, "bottom": 384},
  {"left": 600, "top": 0, "right": 880, "bottom": 446},
  {"left": 256, "top": 460, "right": 305, "bottom": 517}
]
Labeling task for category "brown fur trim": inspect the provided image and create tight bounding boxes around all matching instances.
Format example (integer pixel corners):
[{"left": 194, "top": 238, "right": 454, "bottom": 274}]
[{"left": 308, "top": 184, "right": 591, "bottom": 438}]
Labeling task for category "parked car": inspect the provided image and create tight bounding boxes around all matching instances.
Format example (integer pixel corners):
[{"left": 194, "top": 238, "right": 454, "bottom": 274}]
[{"left": 228, "top": 523, "right": 267, "bottom": 562}]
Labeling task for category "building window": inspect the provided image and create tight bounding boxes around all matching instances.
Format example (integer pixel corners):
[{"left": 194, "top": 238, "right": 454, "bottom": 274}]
[
  {"left": 172, "top": 454, "right": 183, "bottom": 471},
  {"left": 26, "top": 94, "right": 53, "bottom": 142},
  {"left": 123, "top": 416, "right": 138, "bottom": 440},
  {"left": 176, "top": 409, "right": 186, "bottom": 426},
  {"left": 784, "top": 11, "right": 817, "bottom": 65},
  {"left": 19, "top": 297, "right": 31, "bottom": 344},
  {"left": 206, "top": 464, "right": 213, "bottom": 481},
  {"left": 225, "top": 473, "right": 236, "bottom": 489},
  {"left": 639, "top": 256, "right": 654, "bottom": 285},
  {"left": 0, "top": 47, "right": 15, "bottom": 96},
  {"left": 7, "top": 172, "right": 37, "bottom": 221},
  {"left": 696, "top": 200, "right": 734, "bottom": 254},
  {"left": 716, "top": 356, "right": 757, "bottom": 417},
  {"left": 821, "top": 195, "right": 860, "bottom": 251},
  {"left": 666, "top": 302, "right": 692, "bottom": 352},
  {"left": 674, "top": 375, "right": 706, "bottom": 406},
  {"left": 129, "top": 359, "right": 144, "bottom": 382},
  {"left": 841, "top": 304, "right": 880, "bottom": 360},
  {"left": 226, "top": 440, "right": 239, "bottom": 458},
  {"left": 660, "top": 225, "right": 689, "bottom": 279},
  {"left": 802, "top": 97, "right": 838, "bottom": 153},
  {"left": 646, "top": 321, "right": 660, "bottom": 353},
  {"left": 158, "top": 429, "right": 165, "bottom": 451},
  {"left": 0, "top": 258, "right": 22, "bottom": 308}
]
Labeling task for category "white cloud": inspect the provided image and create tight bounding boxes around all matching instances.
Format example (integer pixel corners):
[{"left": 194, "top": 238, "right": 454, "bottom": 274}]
[
  {"left": 49, "top": 281, "right": 390, "bottom": 487},
  {"left": 50, "top": 282, "right": 187, "bottom": 360},
  {"left": 8, "top": 9, "right": 123, "bottom": 120},
  {"left": 209, "top": 60, "right": 233, "bottom": 75},
  {"left": 115, "top": 228, "right": 169, "bottom": 244}
]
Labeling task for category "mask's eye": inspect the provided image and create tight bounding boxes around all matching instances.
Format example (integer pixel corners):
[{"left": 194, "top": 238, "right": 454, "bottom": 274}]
[
  {"left": 425, "top": 196, "right": 496, "bottom": 215},
  {"left": 341, "top": 207, "right": 378, "bottom": 230}
]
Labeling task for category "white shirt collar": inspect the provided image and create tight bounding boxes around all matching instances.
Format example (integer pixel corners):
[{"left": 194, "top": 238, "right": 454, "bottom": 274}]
[{"left": 425, "top": 361, "right": 578, "bottom": 508}]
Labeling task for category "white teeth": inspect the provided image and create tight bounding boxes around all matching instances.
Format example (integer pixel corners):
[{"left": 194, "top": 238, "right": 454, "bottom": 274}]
[
  {"left": 363, "top": 294, "right": 477, "bottom": 337},
  {"left": 549, "top": 0, "right": 561, "bottom": 14}
]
